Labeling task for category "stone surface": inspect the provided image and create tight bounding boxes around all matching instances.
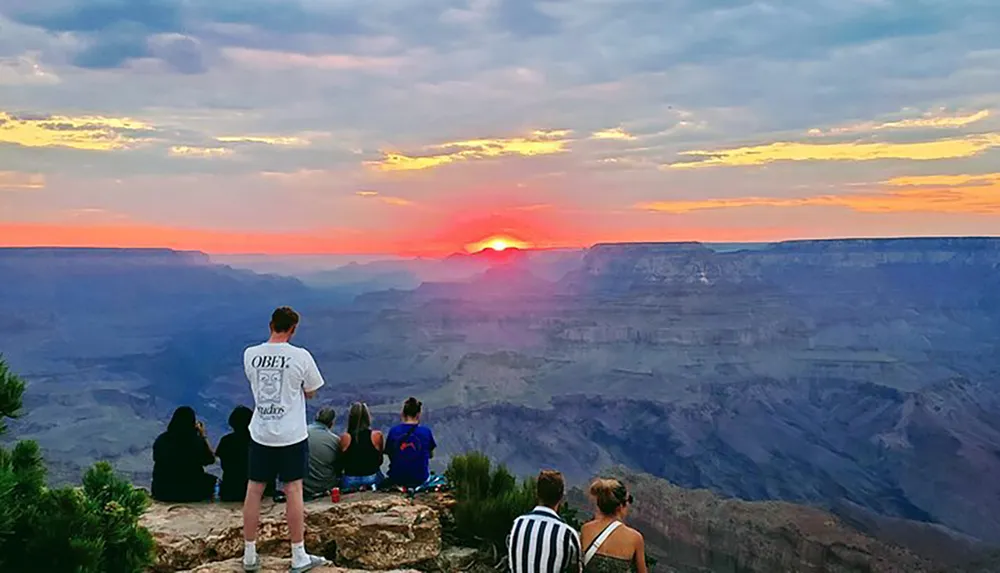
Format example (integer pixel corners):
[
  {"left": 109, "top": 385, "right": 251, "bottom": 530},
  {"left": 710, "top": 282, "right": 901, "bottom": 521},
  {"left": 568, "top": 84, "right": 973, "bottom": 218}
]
[
  {"left": 569, "top": 470, "right": 936, "bottom": 573},
  {"left": 179, "top": 556, "right": 422, "bottom": 573},
  {"left": 433, "top": 547, "right": 480, "bottom": 572},
  {"left": 142, "top": 493, "right": 441, "bottom": 572}
]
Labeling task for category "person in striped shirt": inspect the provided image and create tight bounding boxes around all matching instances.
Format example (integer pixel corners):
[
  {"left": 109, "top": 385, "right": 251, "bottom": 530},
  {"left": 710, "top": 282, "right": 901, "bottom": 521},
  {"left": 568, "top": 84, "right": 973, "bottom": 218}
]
[{"left": 507, "top": 470, "right": 582, "bottom": 573}]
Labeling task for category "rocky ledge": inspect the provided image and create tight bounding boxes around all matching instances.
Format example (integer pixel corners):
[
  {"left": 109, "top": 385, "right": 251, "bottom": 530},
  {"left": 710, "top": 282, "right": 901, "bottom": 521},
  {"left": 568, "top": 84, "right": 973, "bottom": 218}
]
[{"left": 142, "top": 493, "right": 444, "bottom": 572}]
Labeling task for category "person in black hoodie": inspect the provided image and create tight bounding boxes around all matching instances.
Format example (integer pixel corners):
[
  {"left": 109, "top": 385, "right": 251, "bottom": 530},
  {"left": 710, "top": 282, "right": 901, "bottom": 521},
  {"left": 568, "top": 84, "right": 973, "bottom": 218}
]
[
  {"left": 151, "top": 406, "right": 217, "bottom": 502},
  {"left": 216, "top": 405, "right": 275, "bottom": 502}
]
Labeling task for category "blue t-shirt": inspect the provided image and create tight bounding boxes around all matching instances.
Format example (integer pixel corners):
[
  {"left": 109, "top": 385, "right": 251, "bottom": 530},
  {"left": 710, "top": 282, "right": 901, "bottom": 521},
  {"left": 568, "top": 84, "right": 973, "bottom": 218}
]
[{"left": 386, "top": 423, "right": 437, "bottom": 487}]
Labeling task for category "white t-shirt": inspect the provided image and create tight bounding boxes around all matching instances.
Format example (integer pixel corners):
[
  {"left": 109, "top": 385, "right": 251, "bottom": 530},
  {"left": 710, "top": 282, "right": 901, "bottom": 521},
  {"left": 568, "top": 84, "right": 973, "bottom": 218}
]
[{"left": 243, "top": 342, "right": 325, "bottom": 447}]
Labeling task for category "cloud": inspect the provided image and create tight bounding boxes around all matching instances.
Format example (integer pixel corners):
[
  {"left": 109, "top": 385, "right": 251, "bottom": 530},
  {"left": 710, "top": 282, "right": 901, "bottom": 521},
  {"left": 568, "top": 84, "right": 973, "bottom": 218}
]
[
  {"left": 809, "top": 110, "right": 991, "bottom": 136},
  {"left": 0, "top": 171, "right": 44, "bottom": 190},
  {"left": 168, "top": 145, "right": 233, "bottom": 158},
  {"left": 355, "top": 190, "right": 414, "bottom": 206},
  {"left": 495, "top": 0, "right": 561, "bottom": 37},
  {"left": 222, "top": 48, "right": 402, "bottom": 71},
  {"left": 0, "top": 111, "right": 154, "bottom": 150},
  {"left": 367, "top": 129, "right": 572, "bottom": 172},
  {"left": 668, "top": 133, "right": 1000, "bottom": 169},
  {"left": 216, "top": 135, "right": 310, "bottom": 146},
  {"left": 0, "top": 56, "right": 60, "bottom": 85},
  {"left": 3, "top": 0, "right": 368, "bottom": 71},
  {"left": 591, "top": 127, "right": 636, "bottom": 141},
  {"left": 637, "top": 172, "right": 1000, "bottom": 215}
]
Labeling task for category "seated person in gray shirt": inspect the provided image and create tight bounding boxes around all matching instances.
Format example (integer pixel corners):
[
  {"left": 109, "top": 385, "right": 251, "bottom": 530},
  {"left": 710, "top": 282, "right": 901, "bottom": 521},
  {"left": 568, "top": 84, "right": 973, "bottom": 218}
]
[{"left": 304, "top": 407, "right": 342, "bottom": 498}]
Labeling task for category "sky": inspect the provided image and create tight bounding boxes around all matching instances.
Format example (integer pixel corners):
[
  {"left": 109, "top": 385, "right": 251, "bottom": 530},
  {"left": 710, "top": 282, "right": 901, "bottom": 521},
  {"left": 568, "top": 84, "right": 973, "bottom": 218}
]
[{"left": 1, "top": 0, "right": 999, "bottom": 255}]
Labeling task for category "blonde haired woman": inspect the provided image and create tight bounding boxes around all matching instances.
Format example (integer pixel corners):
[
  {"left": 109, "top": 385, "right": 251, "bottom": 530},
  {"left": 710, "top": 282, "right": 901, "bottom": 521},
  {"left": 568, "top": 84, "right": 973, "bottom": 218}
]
[
  {"left": 338, "top": 402, "right": 385, "bottom": 491},
  {"left": 579, "top": 478, "right": 647, "bottom": 573}
]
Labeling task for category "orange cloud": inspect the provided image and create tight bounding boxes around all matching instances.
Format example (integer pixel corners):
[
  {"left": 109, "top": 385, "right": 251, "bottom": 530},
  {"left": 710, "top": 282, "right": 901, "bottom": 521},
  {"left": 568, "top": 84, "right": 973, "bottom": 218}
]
[
  {"left": 0, "top": 171, "right": 44, "bottom": 190},
  {"left": 367, "top": 129, "right": 572, "bottom": 172},
  {"left": 637, "top": 172, "right": 1000, "bottom": 215},
  {"left": 668, "top": 133, "right": 1000, "bottom": 169},
  {"left": 591, "top": 127, "right": 636, "bottom": 141},
  {"left": 0, "top": 111, "right": 153, "bottom": 150},
  {"left": 355, "top": 190, "right": 414, "bottom": 206},
  {"left": 809, "top": 110, "right": 991, "bottom": 136},
  {"left": 0, "top": 223, "right": 395, "bottom": 254}
]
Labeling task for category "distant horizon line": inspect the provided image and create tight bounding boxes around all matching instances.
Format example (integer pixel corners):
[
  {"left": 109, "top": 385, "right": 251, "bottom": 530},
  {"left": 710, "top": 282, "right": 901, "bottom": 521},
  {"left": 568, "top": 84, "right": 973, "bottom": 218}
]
[{"left": 3, "top": 235, "right": 999, "bottom": 258}]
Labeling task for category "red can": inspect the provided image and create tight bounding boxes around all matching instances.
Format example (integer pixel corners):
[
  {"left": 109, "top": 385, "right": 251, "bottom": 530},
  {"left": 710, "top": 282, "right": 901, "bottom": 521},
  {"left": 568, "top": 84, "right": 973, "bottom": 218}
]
[{"left": 330, "top": 487, "right": 341, "bottom": 503}]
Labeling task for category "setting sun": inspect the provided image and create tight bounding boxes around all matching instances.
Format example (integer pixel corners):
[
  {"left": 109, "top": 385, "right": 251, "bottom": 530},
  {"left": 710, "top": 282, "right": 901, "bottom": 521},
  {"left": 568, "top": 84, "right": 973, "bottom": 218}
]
[{"left": 466, "top": 235, "right": 531, "bottom": 253}]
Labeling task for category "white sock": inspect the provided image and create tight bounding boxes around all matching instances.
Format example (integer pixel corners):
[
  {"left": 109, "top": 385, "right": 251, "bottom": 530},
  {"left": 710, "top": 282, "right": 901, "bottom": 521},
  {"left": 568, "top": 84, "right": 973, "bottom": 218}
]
[
  {"left": 291, "top": 542, "right": 310, "bottom": 567},
  {"left": 243, "top": 541, "right": 257, "bottom": 565}
]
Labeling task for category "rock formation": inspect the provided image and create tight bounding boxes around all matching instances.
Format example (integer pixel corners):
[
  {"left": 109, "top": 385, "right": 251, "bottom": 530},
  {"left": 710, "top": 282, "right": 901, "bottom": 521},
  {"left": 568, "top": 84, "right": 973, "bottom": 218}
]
[
  {"left": 142, "top": 493, "right": 441, "bottom": 572},
  {"left": 569, "top": 469, "right": 939, "bottom": 573}
]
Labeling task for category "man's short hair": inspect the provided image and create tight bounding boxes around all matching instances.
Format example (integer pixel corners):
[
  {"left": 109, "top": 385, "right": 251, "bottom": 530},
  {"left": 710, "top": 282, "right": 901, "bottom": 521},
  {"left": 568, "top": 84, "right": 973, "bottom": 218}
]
[
  {"left": 271, "top": 306, "right": 300, "bottom": 333},
  {"left": 315, "top": 407, "right": 336, "bottom": 427},
  {"left": 402, "top": 397, "right": 422, "bottom": 418},
  {"left": 536, "top": 470, "right": 565, "bottom": 507}
]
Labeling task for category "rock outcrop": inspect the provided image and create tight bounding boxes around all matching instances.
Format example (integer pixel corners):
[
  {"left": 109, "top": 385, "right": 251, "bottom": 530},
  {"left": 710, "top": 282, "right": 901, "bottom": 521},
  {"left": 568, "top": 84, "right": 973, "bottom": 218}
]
[
  {"left": 570, "top": 469, "right": 937, "bottom": 573},
  {"left": 180, "top": 557, "right": 421, "bottom": 573},
  {"left": 142, "top": 493, "right": 441, "bottom": 572}
]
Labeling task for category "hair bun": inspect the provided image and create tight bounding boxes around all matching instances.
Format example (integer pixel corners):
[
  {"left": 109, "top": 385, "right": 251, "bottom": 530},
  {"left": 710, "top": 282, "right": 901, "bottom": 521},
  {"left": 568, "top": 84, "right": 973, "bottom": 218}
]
[{"left": 589, "top": 478, "right": 626, "bottom": 515}]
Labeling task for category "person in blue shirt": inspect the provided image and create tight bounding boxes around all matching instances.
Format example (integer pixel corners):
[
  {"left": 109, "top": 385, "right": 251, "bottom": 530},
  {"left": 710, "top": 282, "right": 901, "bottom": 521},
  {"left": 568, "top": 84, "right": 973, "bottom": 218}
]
[{"left": 385, "top": 397, "right": 437, "bottom": 489}]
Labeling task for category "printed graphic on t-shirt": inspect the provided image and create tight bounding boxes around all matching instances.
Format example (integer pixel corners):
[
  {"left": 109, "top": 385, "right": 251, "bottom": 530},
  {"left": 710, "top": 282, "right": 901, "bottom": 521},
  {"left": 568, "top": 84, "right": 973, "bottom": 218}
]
[{"left": 250, "top": 354, "right": 290, "bottom": 420}]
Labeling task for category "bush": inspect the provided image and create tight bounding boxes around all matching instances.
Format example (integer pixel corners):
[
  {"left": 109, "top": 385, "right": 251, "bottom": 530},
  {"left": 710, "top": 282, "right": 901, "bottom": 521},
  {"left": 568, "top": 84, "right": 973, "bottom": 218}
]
[
  {"left": 0, "top": 356, "right": 155, "bottom": 572},
  {"left": 446, "top": 452, "right": 581, "bottom": 554}
]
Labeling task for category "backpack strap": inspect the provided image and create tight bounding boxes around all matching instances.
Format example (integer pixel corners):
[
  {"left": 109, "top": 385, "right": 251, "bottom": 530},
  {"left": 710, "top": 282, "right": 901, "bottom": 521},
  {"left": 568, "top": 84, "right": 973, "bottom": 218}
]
[{"left": 583, "top": 521, "right": 622, "bottom": 567}]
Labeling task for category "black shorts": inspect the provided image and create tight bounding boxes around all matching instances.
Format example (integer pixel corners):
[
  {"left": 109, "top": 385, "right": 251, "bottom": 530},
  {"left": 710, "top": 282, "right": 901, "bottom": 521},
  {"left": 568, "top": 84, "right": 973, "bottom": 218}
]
[{"left": 249, "top": 438, "right": 309, "bottom": 484}]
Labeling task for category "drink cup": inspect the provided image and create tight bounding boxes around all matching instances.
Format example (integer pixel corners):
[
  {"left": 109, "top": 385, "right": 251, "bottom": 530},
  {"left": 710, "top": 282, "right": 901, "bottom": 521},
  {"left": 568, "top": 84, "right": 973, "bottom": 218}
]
[{"left": 331, "top": 487, "right": 341, "bottom": 503}]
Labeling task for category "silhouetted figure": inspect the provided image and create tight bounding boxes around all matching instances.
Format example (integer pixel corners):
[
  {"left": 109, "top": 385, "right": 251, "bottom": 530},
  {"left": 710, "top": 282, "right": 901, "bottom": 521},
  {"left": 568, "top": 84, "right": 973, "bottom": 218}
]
[
  {"left": 217, "top": 405, "right": 275, "bottom": 502},
  {"left": 152, "top": 406, "right": 216, "bottom": 502}
]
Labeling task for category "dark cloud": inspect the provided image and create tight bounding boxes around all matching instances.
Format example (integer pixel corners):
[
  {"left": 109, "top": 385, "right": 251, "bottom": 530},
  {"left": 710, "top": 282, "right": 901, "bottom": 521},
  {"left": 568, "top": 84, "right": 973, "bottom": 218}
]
[
  {"left": 496, "top": 0, "right": 560, "bottom": 37},
  {"left": 72, "top": 34, "right": 152, "bottom": 69},
  {"left": 1, "top": 0, "right": 366, "bottom": 73},
  {"left": 11, "top": 0, "right": 182, "bottom": 34},
  {"left": 150, "top": 36, "right": 207, "bottom": 74}
]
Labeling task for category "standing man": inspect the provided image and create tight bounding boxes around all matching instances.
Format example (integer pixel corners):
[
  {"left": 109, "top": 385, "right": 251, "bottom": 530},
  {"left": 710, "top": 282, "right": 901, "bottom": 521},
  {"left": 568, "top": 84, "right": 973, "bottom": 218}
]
[
  {"left": 507, "top": 470, "right": 582, "bottom": 573},
  {"left": 304, "top": 407, "right": 341, "bottom": 498},
  {"left": 242, "top": 307, "right": 329, "bottom": 573}
]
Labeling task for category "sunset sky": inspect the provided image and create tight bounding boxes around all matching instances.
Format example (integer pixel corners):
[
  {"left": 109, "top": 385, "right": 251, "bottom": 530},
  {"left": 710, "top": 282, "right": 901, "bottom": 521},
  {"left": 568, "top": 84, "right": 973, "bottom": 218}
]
[{"left": 1, "top": 0, "right": 999, "bottom": 255}]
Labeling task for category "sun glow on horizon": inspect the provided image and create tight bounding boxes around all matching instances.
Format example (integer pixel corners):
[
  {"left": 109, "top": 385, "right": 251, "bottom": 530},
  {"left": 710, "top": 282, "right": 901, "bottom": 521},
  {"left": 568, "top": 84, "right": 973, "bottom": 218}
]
[{"left": 465, "top": 235, "right": 531, "bottom": 253}]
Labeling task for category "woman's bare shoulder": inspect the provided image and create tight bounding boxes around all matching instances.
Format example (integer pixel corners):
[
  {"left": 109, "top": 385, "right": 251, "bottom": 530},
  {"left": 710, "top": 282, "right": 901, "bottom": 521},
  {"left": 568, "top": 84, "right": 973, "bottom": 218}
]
[{"left": 622, "top": 525, "right": 644, "bottom": 544}]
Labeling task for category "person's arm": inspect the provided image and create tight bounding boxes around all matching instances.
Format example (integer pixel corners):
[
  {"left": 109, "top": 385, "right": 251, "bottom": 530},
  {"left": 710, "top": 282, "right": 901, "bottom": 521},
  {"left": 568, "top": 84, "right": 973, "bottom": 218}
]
[
  {"left": 633, "top": 533, "right": 648, "bottom": 573},
  {"left": 340, "top": 433, "right": 351, "bottom": 452},
  {"left": 568, "top": 530, "right": 582, "bottom": 573},
  {"left": 196, "top": 423, "right": 215, "bottom": 466},
  {"left": 428, "top": 430, "right": 437, "bottom": 459},
  {"left": 302, "top": 351, "right": 325, "bottom": 398},
  {"left": 384, "top": 430, "right": 395, "bottom": 461},
  {"left": 373, "top": 430, "right": 385, "bottom": 453},
  {"left": 215, "top": 436, "right": 226, "bottom": 462}
]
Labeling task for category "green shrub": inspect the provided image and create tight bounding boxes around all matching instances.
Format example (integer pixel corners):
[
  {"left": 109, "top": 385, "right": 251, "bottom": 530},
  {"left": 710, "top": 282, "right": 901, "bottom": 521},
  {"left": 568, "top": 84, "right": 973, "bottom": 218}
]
[
  {"left": 0, "top": 356, "right": 155, "bottom": 572},
  {"left": 446, "top": 452, "right": 582, "bottom": 553}
]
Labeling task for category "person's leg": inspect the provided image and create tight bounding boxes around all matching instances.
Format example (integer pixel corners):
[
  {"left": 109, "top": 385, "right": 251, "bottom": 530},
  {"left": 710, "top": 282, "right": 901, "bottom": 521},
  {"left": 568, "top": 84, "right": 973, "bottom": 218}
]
[
  {"left": 285, "top": 479, "right": 305, "bottom": 543},
  {"left": 280, "top": 440, "right": 329, "bottom": 571},
  {"left": 244, "top": 440, "right": 277, "bottom": 571}
]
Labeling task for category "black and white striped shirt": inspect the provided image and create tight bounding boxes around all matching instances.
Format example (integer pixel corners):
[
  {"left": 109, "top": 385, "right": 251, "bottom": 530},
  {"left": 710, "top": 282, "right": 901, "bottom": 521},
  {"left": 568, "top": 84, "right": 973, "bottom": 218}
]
[{"left": 507, "top": 506, "right": 582, "bottom": 573}]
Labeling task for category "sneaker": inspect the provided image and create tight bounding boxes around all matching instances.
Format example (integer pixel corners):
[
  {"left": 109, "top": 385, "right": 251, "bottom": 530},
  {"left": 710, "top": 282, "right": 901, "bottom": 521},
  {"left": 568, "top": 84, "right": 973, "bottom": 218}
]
[
  {"left": 289, "top": 554, "right": 330, "bottom": 573},
  {"left": 243, "top": 555, "right": 262, "bottom": 572}
]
